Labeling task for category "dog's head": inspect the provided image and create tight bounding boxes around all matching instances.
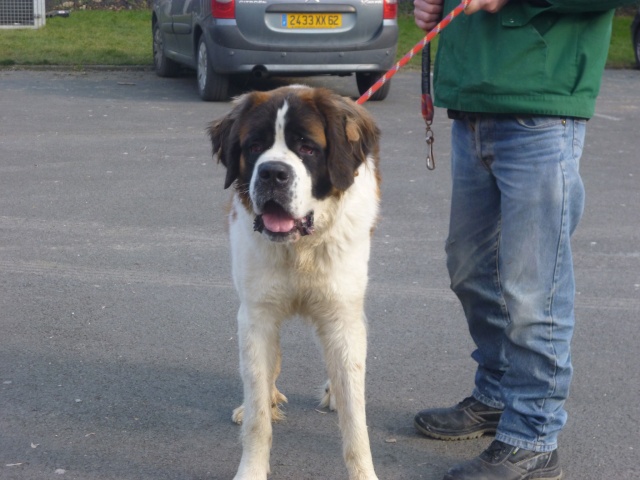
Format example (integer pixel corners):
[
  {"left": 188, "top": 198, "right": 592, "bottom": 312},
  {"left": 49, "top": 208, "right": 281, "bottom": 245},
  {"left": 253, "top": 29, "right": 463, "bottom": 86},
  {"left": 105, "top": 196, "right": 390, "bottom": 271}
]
[{"left": 208, "top": 85, "right": 380, "bottom": 243}]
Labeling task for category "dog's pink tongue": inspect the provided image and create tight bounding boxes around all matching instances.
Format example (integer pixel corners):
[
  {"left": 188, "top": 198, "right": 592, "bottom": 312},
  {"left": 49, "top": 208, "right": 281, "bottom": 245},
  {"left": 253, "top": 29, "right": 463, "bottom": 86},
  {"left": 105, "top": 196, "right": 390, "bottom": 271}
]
[{"left": 262, "top": 211, "right": 295, "bottom": 233}]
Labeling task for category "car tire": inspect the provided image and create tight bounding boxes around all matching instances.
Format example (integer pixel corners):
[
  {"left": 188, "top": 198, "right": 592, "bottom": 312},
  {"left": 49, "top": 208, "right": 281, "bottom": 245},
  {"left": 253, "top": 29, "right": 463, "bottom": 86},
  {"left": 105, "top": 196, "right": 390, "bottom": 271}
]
[
  {"left": 152, "top": 22, "right": 181, "bottom": 78},
  {"left": 356, "top": 72, "right": 391, "bottom": 101},
  {"left": 197, "top": 37, "right": 230, "bottom": 102}
]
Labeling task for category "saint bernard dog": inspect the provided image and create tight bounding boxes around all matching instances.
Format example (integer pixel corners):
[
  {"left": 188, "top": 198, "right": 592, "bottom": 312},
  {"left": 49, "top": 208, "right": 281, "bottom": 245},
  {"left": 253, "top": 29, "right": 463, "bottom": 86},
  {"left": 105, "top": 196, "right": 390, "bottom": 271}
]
[{"left": 209, "top": 85, "right": 381, "bottom": 480}]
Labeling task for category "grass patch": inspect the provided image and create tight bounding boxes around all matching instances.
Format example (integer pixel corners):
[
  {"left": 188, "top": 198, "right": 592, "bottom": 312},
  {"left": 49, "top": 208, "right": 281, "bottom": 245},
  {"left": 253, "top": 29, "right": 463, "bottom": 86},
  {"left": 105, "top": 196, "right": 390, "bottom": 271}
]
[
  {"left": 608, "top": 14, "right": 635, "bottom": 68},
  {"left": 0, "top": 10, "right": 152, "bottom": 66},
  {"left": 0, "top": 10, "right": 635, "bottom": 68},
  {"left": 397, "top": 14, "right": 439, "bottom": 70}
]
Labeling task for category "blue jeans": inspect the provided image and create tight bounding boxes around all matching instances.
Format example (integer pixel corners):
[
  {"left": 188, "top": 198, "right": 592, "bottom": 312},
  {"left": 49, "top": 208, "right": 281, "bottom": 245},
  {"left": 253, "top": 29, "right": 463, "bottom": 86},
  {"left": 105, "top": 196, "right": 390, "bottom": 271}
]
[{"left": 446, "top": 115, "right": 586, "bottom": 452}]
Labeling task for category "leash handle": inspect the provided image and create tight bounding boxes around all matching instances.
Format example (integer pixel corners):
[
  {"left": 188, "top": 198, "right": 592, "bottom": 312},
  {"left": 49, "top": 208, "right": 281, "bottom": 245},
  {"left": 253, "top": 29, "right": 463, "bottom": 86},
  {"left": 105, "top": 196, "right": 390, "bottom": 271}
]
[
  {"left": 356, "top": 0, "right": 471, "bottom": 105},
  {"left": 421, "top": 43, "right": 433, "bottom": 123}
]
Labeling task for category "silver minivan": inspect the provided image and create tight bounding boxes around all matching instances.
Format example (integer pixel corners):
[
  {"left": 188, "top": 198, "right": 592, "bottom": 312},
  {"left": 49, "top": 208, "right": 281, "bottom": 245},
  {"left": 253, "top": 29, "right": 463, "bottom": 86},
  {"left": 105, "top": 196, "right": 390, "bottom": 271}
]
[{"left": 152, "top": 0, "right": 399, "bottom": 101}]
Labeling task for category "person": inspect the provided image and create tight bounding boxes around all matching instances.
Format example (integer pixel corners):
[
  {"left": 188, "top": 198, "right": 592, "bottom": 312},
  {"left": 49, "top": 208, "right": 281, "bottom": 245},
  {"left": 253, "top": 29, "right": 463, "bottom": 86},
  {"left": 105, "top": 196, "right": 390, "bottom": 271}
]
[{"left": 411, "top": 0, "right": 636, "bottom": 479}]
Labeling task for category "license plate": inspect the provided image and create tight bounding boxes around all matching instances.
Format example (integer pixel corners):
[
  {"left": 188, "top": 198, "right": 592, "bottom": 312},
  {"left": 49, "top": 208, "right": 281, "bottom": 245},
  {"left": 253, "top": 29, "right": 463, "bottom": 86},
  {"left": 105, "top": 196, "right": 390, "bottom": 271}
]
[{"left": 282, "top": 13, "right": 342, "bottom": 29}]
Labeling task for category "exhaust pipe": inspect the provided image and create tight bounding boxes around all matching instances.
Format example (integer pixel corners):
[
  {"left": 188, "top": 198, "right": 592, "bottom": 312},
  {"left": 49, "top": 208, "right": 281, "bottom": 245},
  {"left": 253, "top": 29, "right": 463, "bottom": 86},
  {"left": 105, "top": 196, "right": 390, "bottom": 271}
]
[{"left": 252, "top": 65, "right": 269, "bottom": 79}]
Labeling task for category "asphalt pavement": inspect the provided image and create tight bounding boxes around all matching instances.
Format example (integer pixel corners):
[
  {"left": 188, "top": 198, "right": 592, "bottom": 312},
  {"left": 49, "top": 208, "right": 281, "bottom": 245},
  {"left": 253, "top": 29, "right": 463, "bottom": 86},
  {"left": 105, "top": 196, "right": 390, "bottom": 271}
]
[{"left": 1, "top": 68, "right": 639, "bottom": 480}]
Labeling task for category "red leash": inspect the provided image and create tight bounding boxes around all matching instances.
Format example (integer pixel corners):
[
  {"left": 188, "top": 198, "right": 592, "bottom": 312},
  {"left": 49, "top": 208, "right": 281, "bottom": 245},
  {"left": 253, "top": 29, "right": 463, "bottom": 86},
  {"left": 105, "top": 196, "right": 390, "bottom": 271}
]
[
  {"left": 356, "top": 0, "right": 471, "bottom": 169},
  {"left": 356, "top": 0, "right": 471, "bottom": 105}
]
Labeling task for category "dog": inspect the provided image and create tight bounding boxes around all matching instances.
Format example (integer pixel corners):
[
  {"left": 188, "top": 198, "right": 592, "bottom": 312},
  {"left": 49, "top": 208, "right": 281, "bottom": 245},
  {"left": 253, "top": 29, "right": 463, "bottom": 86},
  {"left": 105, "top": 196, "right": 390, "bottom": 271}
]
[{"left": 208, "top": 85, "right": 381, "bottom": 480}]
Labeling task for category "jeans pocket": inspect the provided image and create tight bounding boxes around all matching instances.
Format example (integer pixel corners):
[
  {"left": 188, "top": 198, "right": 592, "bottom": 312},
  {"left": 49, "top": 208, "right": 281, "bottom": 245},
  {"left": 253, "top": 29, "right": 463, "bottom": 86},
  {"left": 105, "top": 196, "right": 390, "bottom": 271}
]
[
  {"left": 572, "top": 118, "right": 587, "bottom": 160},
  {"left": 514, "top": 116, "right": 566, "bottom": 130}
]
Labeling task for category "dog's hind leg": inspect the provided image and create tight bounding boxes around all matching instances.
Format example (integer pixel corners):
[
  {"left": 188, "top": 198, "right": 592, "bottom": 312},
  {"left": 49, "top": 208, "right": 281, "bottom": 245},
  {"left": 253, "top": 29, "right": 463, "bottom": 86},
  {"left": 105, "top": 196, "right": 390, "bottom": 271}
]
[
  {"left": 316, "top": 312, "right": 379, "bottom": 480},
  {"left": 268, "top": 344, "right": 288, "bottom": 421},
  {"left": 232, "top": 341, "right": 288, "bottom": 425},
  {"left": 233, "top": 305, "right": 283, "bottom": 480}
]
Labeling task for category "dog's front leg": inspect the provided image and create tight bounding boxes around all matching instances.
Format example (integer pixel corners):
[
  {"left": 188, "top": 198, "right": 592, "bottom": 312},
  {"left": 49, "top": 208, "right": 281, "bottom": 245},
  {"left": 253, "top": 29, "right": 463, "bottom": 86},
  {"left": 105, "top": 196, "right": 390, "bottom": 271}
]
[
  {"left": 234, "top": 304, "right": 281, "bottom": 480},
  {"left": 317, "top": 312, "right": 378, "bottom": 480}
]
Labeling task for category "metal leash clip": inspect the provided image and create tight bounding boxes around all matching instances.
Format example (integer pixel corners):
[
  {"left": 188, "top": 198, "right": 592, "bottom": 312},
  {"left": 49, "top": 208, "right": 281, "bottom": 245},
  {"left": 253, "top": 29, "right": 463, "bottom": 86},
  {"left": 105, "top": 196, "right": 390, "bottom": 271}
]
[{"left": 425, "top": 122, "right": 435, "bottom": 170}]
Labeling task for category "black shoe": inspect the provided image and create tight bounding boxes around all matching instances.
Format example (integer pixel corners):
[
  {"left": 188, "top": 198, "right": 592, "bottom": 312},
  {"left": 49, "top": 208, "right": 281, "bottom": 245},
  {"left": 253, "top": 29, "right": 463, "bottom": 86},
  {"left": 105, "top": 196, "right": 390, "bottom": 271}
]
[
  {"left": 443, "top": 440, "right": 563, "bottom": 480},
  {"left": 414, "top": 396, "right": 502, "bottom": 440}
]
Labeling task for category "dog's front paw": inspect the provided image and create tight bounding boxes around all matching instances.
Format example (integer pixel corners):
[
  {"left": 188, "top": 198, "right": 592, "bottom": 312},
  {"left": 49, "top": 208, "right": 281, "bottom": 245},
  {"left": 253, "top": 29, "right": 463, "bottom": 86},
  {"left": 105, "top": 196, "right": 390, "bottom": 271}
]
[
  {"left": 319, "top": 380, "right": 337, "bottom": 411},
  {"left": 232, "top": 388, "right": 288, "bottom": 425},
  {"left": 233, "top": 467, "right": 269, "bottom": 480},
  {"left": 350, "top": 475, "right": 379, "bottom": 480},
  {"left": 232, "top": 471, "right": 268, "bottom": 480}
]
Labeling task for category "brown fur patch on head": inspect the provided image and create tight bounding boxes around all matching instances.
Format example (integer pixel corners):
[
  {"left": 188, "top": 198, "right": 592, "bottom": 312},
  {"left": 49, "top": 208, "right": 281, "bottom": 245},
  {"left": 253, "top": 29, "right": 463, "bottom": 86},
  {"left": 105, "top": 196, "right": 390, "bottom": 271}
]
[
  {"left": 301, "top": 117, "right": 328, "bottom": 150},
  {"left": 345, "top": 120, "right": 361, "bottom": 143}
]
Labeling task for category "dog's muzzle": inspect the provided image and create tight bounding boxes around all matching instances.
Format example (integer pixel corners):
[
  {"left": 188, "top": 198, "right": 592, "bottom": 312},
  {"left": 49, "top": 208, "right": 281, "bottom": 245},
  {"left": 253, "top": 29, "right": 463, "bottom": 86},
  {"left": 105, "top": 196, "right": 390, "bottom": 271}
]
[
  {"left": 252, "top": 161, "right": 314, "bottom": 242},
  {"left": 253, "top": 204, "right": 314, "bottom": 241}
]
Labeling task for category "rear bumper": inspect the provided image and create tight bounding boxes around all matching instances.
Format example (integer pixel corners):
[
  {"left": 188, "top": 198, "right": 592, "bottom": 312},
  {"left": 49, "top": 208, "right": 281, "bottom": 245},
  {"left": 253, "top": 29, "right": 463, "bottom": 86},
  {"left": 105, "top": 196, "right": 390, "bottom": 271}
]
[
  {"left": 202, "top": 19, "right": 398, "bottom": 75},
  {"left": 209, "top": 50, "right": 398, "bottom": 75}
]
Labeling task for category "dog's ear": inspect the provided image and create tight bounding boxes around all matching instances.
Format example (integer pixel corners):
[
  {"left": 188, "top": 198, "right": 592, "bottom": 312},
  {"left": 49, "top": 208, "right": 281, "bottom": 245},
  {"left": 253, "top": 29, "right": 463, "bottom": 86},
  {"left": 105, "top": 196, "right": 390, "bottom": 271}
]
[
  {"left": 315, "top": 90, "right": 380, "bottom": 191},
  {"left": 208, "top": 93, "right": 258, "bottom": 190},
  {"left": 208, "top": 119, "right": 239, "bottom": 190},
  {"left": 208, "top": 112, "right": 241, "bottom": 190}
]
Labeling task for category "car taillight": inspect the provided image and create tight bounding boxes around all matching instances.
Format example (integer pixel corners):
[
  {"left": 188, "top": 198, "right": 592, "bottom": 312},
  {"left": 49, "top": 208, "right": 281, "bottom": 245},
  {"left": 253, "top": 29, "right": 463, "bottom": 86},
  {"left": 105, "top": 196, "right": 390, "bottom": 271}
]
[
  {"left": 383, "top": 0, "right": 397, "bottom": 19},
  {"left": 212, "top": 0, "right": 235, "bottom": 19}
]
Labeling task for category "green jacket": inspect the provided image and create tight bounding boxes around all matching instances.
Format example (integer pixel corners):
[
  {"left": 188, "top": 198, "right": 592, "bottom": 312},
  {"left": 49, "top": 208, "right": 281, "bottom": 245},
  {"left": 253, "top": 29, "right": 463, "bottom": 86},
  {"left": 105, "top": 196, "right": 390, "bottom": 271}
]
[{"left": 433, "top": 0, "right": 635, "bottom": 118}]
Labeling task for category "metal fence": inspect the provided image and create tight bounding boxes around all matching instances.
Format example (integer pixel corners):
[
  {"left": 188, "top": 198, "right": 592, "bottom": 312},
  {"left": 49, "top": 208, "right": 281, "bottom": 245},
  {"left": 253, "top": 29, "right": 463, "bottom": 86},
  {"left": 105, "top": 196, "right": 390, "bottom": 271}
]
[{"left": 0, "top": 0, "right": 46, "bottom": 28}]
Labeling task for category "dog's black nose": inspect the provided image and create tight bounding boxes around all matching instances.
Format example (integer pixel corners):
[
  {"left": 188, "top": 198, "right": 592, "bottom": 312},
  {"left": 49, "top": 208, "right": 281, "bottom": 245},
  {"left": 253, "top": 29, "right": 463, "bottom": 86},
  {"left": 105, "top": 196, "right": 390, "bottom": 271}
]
[{"left": 257, "top": 161, "right": 293, "bottom": 187}]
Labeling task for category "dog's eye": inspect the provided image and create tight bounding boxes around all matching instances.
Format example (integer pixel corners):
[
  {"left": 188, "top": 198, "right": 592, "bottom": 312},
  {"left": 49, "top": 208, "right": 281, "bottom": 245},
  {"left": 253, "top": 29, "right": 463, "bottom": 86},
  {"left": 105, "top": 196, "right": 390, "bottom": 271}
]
[
  {"left": 248, "top": 143, "right": 264, "bottom": 154},
  {"left": 299, "top": 144, "right": 316, "bottom": 156}
]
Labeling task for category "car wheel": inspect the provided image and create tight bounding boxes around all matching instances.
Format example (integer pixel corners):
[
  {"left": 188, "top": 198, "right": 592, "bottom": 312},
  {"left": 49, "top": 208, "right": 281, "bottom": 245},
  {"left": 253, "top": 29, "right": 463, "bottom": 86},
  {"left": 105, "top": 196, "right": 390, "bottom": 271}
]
[
  {"left": 356, "top": 72, "right": 391, "bottom": 101},
  {"left": 152, "top": 22, "right": 180, "bottom": 78},
  {"left": 197, "top": 37, "right": 230, "bottom": 102}
]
